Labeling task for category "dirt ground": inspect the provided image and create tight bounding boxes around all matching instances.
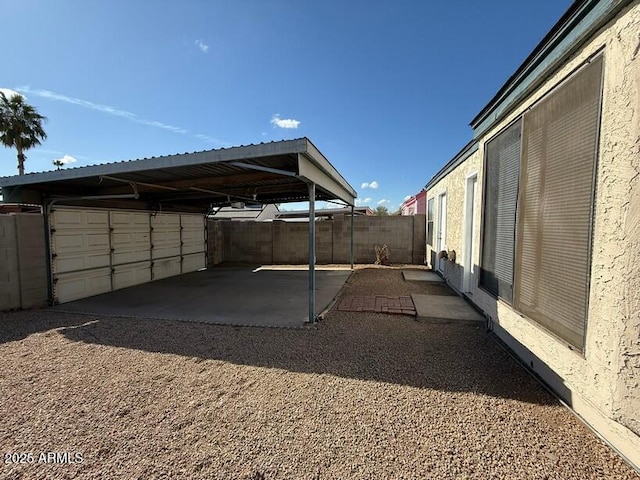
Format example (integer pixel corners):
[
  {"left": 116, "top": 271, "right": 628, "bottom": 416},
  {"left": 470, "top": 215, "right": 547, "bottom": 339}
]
[{"left": 0, "top": 267, "right": 637, "bottom": 479}]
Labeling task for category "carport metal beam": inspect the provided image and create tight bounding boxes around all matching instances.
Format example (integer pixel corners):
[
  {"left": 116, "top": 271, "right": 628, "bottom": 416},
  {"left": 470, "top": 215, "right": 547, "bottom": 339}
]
[
  {"left": 351, "top": 205, "right": 354, "bottom": 269},
  {"left": 308, "top": 182, "right": 316, "bottom": 323}
]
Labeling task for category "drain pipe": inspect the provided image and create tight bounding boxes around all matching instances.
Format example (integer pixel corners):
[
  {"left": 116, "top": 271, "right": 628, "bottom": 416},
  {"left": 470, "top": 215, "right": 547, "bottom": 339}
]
[{"left": 43, "top": 192, "right": 140, "bottom": 305}]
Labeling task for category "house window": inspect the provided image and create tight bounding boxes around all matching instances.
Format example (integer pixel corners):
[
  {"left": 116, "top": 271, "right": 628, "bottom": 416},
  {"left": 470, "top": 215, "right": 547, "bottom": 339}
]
[
  {"left": 514, "top": 55, "right": 603, "bottom": 351},
  {"left": 426, "top": 197, "right": 434, "bottom": 246},
  {"left": 479, "top": 119, "right": 522, "bottom": 304}
]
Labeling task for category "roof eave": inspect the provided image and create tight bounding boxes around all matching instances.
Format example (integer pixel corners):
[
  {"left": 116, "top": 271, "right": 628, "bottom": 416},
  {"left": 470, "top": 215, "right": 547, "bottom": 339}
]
[
  {"left": 470, "top": 0, "right": 632, "bottom": 138},
  {"left": 424, "top": 140, "right": 479, "bottom": 192}
]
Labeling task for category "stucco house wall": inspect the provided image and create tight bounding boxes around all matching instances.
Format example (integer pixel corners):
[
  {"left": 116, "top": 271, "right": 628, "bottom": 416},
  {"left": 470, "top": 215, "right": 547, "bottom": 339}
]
[
  {"left": 425, "top": 149, "right": 482, "bottom": 287},
  {"left": 425, "top": 1, "right": 640, "bottom": 469}
]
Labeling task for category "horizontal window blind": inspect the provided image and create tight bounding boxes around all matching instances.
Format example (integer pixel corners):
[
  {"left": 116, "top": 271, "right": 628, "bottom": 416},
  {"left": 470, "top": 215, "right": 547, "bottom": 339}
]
[
  {"left": 480, "top": 119, "right": 522, "bottom": 303},
  {"left": 515, "top": 55, "right": 603, "bottom": 351}
]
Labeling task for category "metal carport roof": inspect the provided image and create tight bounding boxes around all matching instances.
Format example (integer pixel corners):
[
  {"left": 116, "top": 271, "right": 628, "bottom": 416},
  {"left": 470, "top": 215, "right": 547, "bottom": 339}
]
[
  {"left": 0, "top": 137, "right": 356, "bottom": 211},
  {"left": 0, "top": 137, "right": 357, "bottom": 323}
]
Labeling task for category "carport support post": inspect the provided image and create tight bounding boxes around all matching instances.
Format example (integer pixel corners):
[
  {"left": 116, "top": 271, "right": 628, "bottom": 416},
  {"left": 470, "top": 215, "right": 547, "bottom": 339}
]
[
  {"left": 308, "top": 182, "right": 316, "bottom": 323},
  {"left": 350, "top": 204, "right": 354, "bottom": 269}
]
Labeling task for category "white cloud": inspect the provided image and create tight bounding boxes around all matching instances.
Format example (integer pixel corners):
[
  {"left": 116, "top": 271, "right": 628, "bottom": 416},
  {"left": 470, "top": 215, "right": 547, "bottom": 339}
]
[
  {"left": 195, "top": 133, "right": 223, "bottom": 144},
  {"left": 271, "top": 114, "right": 300, "bottom": 129},
  {"left": 377, "top": 199, "right": 390, "bottom": 205},
  {"left": 36, "top": 148, "right": 90, "bottom": 161},
  {"left": 404, "top": 195, "right": 412, "bottom": 201},
  {"left": 361, "top": 181, "right": 379, "bottom": 189},
  {"left": 54, "top": 154, "right": 77, "bottom": 165},
  {"left": 355, "top": 197, "right": 372, "bottom": 206},
  {"left": 195, "top": 39, "right": 209, "bottom": 54},
  {"left": 15, "top": 86, "right": 224, "bottom": 146},
  {"left": 0, "top": 88, "right": 22, "bottom": 100}
]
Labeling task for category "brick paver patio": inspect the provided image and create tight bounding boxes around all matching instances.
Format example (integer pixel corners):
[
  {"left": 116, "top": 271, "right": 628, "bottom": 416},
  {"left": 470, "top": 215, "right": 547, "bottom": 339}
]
[{"left": 336, "top": 295, "right": 416, "bottom": 316}]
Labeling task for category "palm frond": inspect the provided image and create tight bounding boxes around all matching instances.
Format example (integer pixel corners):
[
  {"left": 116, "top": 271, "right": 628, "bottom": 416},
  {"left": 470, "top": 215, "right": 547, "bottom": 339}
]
[{"left": 0, "top": 91, "right": 48, "bottom": 174}]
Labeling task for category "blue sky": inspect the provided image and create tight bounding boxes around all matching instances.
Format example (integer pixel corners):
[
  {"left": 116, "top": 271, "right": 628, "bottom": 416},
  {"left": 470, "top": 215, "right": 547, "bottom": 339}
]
[{"left": 1, "top": 0, "right": 572, "bottom": 211}]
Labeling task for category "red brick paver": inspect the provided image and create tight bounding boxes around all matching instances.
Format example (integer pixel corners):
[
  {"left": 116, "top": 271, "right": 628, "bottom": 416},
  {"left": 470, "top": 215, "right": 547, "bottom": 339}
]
[{"left": 336, "top": 296, "right": 416, "bottom": 316}]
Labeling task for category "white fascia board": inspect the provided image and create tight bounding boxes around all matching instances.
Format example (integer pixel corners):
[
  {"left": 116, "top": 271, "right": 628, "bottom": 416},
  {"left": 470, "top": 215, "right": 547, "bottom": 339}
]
[{"left": 297, "top": 153, "right": 356, "bottom": 205}]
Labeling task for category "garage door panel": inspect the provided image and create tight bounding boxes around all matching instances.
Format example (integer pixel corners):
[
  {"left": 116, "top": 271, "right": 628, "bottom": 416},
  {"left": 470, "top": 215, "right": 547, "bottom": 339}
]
[
  {"left": 110, "top": 211, "right": 149, "bottom": 229},
  {"left": 153, "top": 257, "right": 181, "bottom": 280},
  {"left": 111, "top": 231, "right": 151, "bottom": 264},
  {"left": 54, "top": 208, "right": 109, "bottom": 229},
  {"left": 51, "top": 208, "right": 111, "bottom": 275},
  {"left": 151, "top": 213, "right": 180, "bottom": 232},
  {"left": 151, "top": 213, "right": 181, "bottom": 260},
  {"left": 181, "top": 229, "right": 205, "bottom": 254},
  {"left": 55, "top": 267, "right": 112, "bottom": 303},
  {"left": 152, "top": 238, "right": 180, "bottom": 259},
  {"left": 53, "top": 232, "right": 111, "bottom": 256},
  {"left": 54, "top": 251, "right": 111, "bottom": 274},
  {"left": 181, "top": 214, "right": 203, "bottom": 229},
  {"left": 182, "top": 252, "right": 205, "bottom": 273},
  {"left": 113, "top": 261, "right": 151, "bottom": 290},
  {"left": 51, "top": 208, "right": 205, "bottom": 303},
  {"left": 181, "top": 214, "right": 206, "bottom": 256}
]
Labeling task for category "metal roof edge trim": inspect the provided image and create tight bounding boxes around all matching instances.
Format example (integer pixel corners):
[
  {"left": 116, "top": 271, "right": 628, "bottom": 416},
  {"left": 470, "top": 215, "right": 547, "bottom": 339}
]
[
  {"left": 470, "top": 0, "right": 631, "bottom": 137},
  {"left": 300, "top": 138, "right": 357, "bottom": 199},
  {"left": 0, "top": 138, "right": 308, "bottom": 188},
  {"left": 424, "top": 140, "right": 479, "bottom": 192}
]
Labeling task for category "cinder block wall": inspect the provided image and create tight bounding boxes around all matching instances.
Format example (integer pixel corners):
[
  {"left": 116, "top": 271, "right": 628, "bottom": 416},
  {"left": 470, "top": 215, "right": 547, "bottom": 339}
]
[
  {"left": 0, "top": 215, "right": 21, "bottom": 309},
  {"left": 273, "top": 222, "right": 310, "bottom": 263},
  {"left": 0, "top": 214, "right": 48, "bottom": 310},
  {"left": 207, "top": 221, "right": 224, "bottom": 265},
  {"left": 223, "top": 221, "right": 273, "bottom": 264},
  {"left": 209, "top": 214, "right": 426, "bottom": 265}
]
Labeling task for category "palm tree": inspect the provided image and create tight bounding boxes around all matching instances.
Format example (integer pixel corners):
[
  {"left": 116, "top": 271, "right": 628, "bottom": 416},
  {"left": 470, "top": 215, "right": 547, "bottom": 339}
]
[
  {"left": 0, "top": 91, "right": 47, "bottom": 175},
  {"left": 52, "top": 159, "right": 64, "bottom": 170}
]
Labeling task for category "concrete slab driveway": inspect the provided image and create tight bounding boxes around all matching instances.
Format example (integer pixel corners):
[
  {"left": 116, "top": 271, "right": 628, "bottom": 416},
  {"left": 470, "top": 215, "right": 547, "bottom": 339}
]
[{"left": 52, "top": 266, "right": 351, "bottom": 327}]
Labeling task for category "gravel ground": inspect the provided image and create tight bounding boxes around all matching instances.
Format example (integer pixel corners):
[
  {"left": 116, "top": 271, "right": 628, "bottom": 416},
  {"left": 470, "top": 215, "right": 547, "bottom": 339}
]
[{"left": 0, "top": 267, "right": 637, "bottom": 479}]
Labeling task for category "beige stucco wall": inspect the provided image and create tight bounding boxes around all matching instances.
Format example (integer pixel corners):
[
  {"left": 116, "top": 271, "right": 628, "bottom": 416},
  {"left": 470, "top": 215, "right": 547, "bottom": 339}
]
[
  {"left": 425, "top": 149, "right": 482, "bottom": 292},
  {"left": 427, "top": 2, "right": 640, "bottom": 468}
]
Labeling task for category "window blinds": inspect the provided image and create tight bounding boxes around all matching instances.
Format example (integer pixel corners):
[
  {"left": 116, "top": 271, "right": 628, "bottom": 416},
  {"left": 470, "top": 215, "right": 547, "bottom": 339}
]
[
  {"left": 514, "top": 55, "right": 603, "bottom": 351},
  {"left": 480, "top": 119, "right": 522, "bottom": 303}
]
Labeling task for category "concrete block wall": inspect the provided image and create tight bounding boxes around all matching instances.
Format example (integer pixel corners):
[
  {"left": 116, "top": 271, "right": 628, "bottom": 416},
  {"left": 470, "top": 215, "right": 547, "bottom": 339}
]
[
  {"left": 346, "top": 215, "right": 424, "bottom": 264},
  {"left": 315, "top": 222, "right": 334, "bottom": 263},
  {"left": 0, "top": 214, "right": 48, "bottom": 310},
  {"left": 210, "top": 215, "right": 426, "bottom": 265},
  {"left": 223, "top": 221, "right": 273, "bottom": 264},
  {"left": 331, "top": 215, "right": 350, "bottom": 263},
  {"left": 273, "top": 222, "right": 309, "bottom": 264},
  {"left": 0, "top": 215, "right": 21, "bottom": 309},
  {"left": 207, "top": 220, "right": 224, "bottom": 266},
  {"left": 412, "top": 215, "right": 426, "bottom": 264}
]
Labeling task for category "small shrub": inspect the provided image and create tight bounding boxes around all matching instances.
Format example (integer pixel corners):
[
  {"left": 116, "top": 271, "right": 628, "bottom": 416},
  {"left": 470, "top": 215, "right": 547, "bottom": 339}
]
[{"left": 375, "top": 244, "right": 390, "bottom": 265}]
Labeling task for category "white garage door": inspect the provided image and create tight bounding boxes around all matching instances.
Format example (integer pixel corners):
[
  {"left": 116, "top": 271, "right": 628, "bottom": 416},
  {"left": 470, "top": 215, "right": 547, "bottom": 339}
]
[
  {"left": 50, "top": 207, "right": 206, "bottom": 303},
  {"left": 181, "top": 214, "right": 207, "bottom": 274}
]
